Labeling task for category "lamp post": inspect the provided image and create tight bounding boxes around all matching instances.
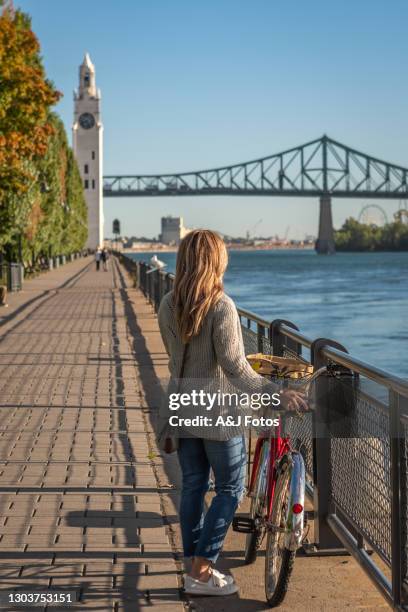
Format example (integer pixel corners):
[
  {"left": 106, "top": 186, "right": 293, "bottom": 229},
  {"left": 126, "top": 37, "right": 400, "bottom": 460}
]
[{"left": 112, "top": 219, "right": 121, "bottom": 251}]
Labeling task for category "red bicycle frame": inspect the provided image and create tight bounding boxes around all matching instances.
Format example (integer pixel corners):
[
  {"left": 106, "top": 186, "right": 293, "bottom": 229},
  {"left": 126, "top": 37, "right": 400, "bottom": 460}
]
[{"left": 247, "top": 422, "right": 291, "bottom": 519}]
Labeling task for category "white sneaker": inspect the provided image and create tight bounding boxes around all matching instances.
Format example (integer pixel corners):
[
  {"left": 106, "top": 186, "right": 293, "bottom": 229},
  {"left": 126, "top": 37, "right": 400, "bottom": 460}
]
[
  {"left": 184, "top": 572, "right": 238, "bottom": 596},
  {"left": 212, "top": 568, "right": 234, "bottom": 585}
]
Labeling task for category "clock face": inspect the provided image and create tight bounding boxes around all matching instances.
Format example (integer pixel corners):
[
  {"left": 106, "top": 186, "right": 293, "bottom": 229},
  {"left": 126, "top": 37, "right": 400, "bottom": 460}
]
[{"left": 79, "top": 113, "right": 95, "bottom": 130}]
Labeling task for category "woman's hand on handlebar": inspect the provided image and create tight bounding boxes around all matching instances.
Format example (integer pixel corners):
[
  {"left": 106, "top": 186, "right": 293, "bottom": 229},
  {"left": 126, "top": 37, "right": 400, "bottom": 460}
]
[{"left": 279, "top": 389, "right": 309, "bottom": 413}]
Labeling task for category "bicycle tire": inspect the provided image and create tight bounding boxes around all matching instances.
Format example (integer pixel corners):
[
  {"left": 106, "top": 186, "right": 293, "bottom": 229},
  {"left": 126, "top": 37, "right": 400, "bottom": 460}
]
[
  {"left": 264, "top": 456, "right": 296, "bottom": 607},
  {"left": 244, "top": 497, "right": 264, "bottom": 564},
  {"left": 245, "top": 441, "right": 269, "bottom": 565}
]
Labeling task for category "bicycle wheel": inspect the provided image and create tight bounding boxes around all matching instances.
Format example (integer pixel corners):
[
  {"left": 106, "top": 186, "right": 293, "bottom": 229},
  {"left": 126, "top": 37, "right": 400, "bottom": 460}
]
[
  {"left": 244, "top": 496, "right": 264, "bottom": 564},
  {"left": 264, "top": 456, "right": 296, "bottom": 607},
  {"left": 245, "top": 441, "right": 269, "bottom": 564}
]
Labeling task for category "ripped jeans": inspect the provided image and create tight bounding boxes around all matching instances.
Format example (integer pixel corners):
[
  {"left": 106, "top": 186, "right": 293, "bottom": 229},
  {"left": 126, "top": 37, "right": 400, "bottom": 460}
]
[{"left": 177, "top": 435, "right": 246, "bottom": 563}]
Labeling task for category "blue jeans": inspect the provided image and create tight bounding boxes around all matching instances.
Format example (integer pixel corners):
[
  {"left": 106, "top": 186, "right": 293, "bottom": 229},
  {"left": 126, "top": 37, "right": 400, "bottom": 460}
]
[{"left": 177, "top": 435, "right": 246, "bottom": 563}]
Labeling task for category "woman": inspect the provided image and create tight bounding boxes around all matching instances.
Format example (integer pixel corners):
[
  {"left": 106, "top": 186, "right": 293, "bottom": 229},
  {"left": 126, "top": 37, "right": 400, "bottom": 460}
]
[{"left": 158, "top": 229, "right": 306, "bottom": 597}]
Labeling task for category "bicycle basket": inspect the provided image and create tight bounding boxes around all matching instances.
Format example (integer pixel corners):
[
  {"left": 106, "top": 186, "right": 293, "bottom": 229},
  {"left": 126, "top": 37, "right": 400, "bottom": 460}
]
[
  {"left": 246, "top": 353, "right": 313, "bottom": 380},
  {"left": 247, "top": 354, "right": 314, "bottom": 438}
]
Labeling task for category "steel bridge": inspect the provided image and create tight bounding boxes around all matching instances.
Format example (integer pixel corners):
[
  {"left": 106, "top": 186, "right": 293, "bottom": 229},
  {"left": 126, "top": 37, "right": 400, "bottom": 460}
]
[{"left": 103, "top": 135, "right": 408, "bottom": 254}]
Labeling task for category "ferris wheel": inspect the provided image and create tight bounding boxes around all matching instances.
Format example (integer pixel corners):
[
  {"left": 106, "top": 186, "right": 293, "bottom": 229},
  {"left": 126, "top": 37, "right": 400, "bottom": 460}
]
[{"left": 358, "top": 204, "right": 388, "bottom": 226}]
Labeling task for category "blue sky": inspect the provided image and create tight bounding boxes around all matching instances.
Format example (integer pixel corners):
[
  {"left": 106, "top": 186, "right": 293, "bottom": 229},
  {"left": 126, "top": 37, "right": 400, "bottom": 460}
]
[{"left": 18, "top": 0, "right": 408, "bottom": 239}]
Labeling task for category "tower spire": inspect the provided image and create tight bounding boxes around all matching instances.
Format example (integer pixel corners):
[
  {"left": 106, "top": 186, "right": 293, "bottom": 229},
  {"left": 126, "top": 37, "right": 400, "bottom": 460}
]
[
  {"left": 78, "top": 52, "right": 96, "bottom": 97},
  {"left": 82, "top": 52, "right": 94, "bottom": 70}
]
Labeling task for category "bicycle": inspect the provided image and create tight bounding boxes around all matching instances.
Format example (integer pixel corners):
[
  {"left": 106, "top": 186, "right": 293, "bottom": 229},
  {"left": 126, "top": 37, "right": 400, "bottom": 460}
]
[{"left": 232, "top": 355, "right": 332, "bottom": 607}]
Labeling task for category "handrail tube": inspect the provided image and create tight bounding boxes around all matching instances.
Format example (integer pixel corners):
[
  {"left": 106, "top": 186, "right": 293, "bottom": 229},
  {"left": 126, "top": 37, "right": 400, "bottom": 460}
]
[
  {"left": 321, "top": 345, "right": 408, "bottom": 398},
  {"left": 327, "top": 514, "right": 393, "bottom": 608},
  {"left": 235, "top": 306, "right": 270, "bottom": 328},
  {"left": 333, "top": 502, "right": 392, "bottom": 568},
  {"left": 278, "top": 322, "right": 313, "bottom": 349},
  {"left": 233, "top": 308, "right": 313, "bottom": 350}
]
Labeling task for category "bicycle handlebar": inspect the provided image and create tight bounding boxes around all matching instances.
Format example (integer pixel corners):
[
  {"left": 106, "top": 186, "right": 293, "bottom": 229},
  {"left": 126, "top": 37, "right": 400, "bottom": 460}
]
[{"left": 272, "top": 367, "right": 329, "bottom": 416}]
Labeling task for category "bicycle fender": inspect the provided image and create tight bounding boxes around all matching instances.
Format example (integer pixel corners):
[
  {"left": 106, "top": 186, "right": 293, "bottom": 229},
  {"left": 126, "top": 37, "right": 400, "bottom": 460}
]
[{"left": 284, "top": 452, "right": 306, "bottom": 551}]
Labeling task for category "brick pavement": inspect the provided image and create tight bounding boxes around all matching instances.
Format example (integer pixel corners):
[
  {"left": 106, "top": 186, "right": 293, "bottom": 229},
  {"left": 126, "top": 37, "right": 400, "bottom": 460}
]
[{"left": 0, "top": 258, "right": 183, "bottom": 611}]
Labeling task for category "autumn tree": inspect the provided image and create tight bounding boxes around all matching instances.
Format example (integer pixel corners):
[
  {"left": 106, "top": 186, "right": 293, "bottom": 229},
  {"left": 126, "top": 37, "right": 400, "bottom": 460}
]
[
  {"left": 0, "top": 2, "right": 87, "bottom": 264},
  {"left": 0, "top": 3, "right": 59, "bottom": 250}
]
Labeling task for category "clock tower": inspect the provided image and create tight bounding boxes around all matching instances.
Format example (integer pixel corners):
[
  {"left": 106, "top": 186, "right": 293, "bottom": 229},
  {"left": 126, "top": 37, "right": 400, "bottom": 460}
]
[{"left": 73, "top": 53, "right": 104, "bottom": 249}]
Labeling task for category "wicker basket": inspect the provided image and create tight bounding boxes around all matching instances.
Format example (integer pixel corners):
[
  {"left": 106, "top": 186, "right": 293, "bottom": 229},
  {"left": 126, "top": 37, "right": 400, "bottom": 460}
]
[{"left": 246, "top": 353, "right": 313, "bottom": 380}]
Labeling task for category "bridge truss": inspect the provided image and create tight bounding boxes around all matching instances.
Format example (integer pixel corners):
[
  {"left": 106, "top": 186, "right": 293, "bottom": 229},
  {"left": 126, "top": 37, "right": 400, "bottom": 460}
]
[{"left": 103, "top": 135, "right": 408, "bottom": 199}]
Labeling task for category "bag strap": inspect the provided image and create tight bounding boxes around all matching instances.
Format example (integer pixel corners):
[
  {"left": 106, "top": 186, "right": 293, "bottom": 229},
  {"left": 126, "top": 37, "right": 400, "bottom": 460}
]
[{"left": 177, "top": 343, "right": 189, "bottom": 392}]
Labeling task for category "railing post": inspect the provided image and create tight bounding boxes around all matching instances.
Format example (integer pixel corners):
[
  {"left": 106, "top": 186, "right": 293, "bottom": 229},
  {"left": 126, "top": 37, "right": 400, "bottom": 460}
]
[
  {"left": 154, "top": 272, "right": 160, "bottom": 312},
  {"left": 135, "top": 261, "right": 140, "bottom": 289},
  {"left": 151, "top": 271, "right": 155, "bottom": 305},
  {"left": 148, "top": 267, "right": 153, "bottom": 303},
  {"left": 270, "top": 319, "right": 301, "bottom": 357},
  {"left": 162, "top": 273, "right": 166, "bottom": 300},
  {"left": 147, "top": 266, "right": 151, "bottom": 301},
  {"left": 389, "top": 389, "right": 407, "bottom": 607},
  {"left": 141, "top": 262, "right": 147, "bottom": 295},
  {"left": 311, "top": 338, "right": 349, "bottom": 551},
  {"left": 151, "top": 271, "right": 155, "bottom": 307},
  {"left": 256, "top": 322, "right": 266, "bottom": 353},
  {"left": 160, "top": 272, "right": 165, "bottom": 303},
  {"left": 150, "top": 271, "right": 155, "bottom": 308},
  {"left": 131, "top": 261, "right": 136, "bottom": 288},
  {"left": 144, "top": 263, "right": 148, "bottom": 296}
]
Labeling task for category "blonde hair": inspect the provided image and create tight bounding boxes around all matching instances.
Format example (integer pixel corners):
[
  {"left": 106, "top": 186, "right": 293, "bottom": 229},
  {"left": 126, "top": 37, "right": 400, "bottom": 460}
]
[{"left": 173, "top": 229, "right": 228, "bottom": 344}]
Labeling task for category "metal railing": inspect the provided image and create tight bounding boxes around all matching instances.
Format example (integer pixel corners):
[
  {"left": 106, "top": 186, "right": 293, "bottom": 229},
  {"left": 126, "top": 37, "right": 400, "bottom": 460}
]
[{"left": 116, "top": 252, "right": 408, "bottom": 611}]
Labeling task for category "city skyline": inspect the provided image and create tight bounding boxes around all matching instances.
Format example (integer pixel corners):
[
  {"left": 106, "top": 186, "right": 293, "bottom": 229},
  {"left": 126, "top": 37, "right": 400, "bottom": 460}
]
[{"left": 18, "top": 0, "right": 408, "bottom": 239}]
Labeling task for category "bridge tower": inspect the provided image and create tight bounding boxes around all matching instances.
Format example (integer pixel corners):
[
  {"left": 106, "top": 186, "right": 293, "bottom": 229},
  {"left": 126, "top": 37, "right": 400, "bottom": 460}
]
[
  {"left": 73, "top": 53, "right": 104, "bottom": 249},
  {"left": 316, "top": 195, "right": 335, "bottom": 254}
]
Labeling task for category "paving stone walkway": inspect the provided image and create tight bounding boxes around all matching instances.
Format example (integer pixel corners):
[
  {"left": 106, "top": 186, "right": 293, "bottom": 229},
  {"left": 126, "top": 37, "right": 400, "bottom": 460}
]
[{"left": 0, "top": 257, "right": 183, "bottom": 611}]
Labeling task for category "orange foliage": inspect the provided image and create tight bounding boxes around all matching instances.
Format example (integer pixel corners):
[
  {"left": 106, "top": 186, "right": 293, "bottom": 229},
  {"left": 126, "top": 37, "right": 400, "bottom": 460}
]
[
  {"left": 25, "top": 196, "right": 43, "bottom": 242},
  {"left": 0, "top": 5, "right": 61, "bottom": 195}
]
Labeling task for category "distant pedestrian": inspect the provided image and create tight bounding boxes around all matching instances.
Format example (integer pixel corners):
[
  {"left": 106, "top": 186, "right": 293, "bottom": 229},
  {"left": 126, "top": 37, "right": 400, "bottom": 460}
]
[
  {"left": 95, "top": 249, "right": 102, "bottom": 271},
  {"left": 101, "top": 248, "right": 109, "bottom": 271}
]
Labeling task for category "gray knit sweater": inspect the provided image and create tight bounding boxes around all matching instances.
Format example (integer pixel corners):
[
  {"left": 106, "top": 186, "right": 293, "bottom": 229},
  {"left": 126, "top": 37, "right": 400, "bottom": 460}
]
[{"left": 157, "top": 291, "right": 279, "bottom": 440}]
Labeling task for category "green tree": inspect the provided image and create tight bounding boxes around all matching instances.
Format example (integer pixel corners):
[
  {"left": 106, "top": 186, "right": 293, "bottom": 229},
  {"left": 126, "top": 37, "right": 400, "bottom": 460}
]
[
  {"left": 23, "top": 113, "right": 88, "bottom": 265},
  {"left": 334, "top": 217, "right": 408, "bottom": 252},
  {"left": 63, "top": 149, "right": 88, "bottom": 252}
]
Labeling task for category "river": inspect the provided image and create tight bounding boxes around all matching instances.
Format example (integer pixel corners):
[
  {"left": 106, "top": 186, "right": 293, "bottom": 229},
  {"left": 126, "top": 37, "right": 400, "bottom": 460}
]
[{"left": 126, "top": 249, "right": 408, "bottom": 378}]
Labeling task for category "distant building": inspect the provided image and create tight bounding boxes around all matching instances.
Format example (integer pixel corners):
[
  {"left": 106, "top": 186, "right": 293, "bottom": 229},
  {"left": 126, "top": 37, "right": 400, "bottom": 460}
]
[
  {"left": 304, "top": 234, "right": 316, "bottom": 244},
  {"left": 160, "top": 216, "right": 191, "bottom": 245}
]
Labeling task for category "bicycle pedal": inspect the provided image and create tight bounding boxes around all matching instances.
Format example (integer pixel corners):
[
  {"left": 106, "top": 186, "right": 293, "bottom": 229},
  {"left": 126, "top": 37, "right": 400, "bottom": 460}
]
[{"left": 232, "top": 516, "right": 256, "bottom": 533}]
